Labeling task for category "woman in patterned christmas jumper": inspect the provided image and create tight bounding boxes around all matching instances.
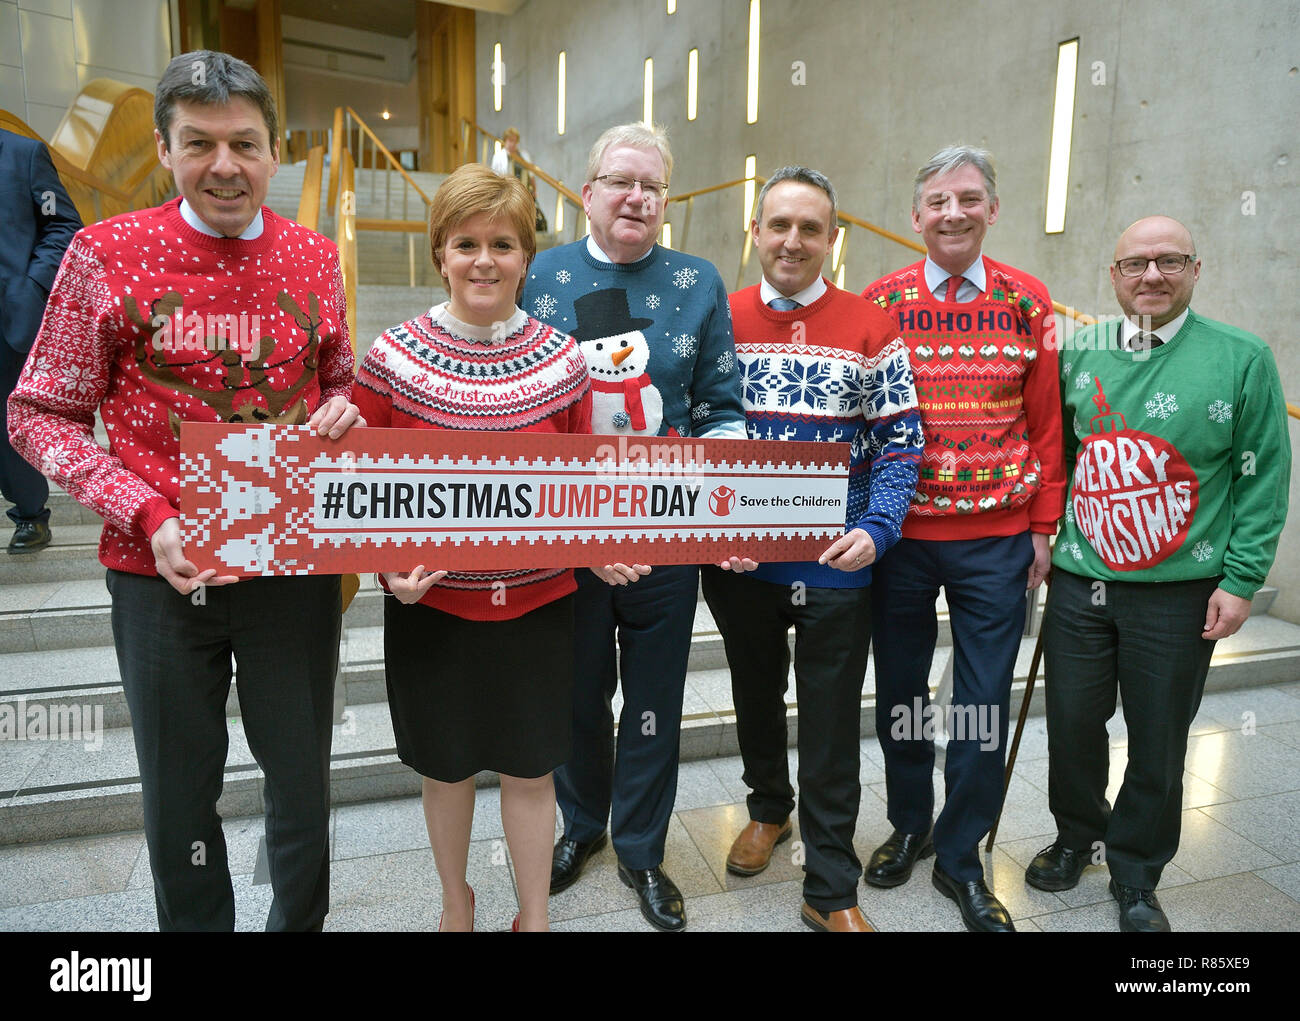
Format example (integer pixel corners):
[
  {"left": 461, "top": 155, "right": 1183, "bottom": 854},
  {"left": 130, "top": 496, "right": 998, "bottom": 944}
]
[{"left": 351, "top": 165, "right": 592, "bottom": 932}]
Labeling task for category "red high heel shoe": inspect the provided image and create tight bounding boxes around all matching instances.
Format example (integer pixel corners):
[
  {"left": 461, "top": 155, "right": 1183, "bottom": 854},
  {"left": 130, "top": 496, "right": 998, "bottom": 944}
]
[
  {"left": 511, "top": 914, "right": 520, "bottom": 932},
  {"left": 438, "top": 883, "right": 475, "bottom": 932}
]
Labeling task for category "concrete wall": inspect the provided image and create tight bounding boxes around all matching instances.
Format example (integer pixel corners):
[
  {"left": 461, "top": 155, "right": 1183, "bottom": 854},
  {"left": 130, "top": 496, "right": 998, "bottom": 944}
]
[
  {"left": 0, "top": 0, "right": 172, "bottom": 138},
  {"left": 476, "top": 0, "right": 1300, "bottom": 618}
]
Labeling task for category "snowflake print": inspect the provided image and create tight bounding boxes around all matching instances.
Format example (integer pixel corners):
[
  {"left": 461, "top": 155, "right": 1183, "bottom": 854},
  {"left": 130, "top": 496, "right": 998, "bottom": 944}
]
[
  {"left": 1074, "top": 371, "right": 1092, "bottom": 390},
  {"left": 1064, "top": 500, "right": 1075, "bottom": 523},
  {"left": 1190, "top": 540, "right": 1215, "bottom": 562},
  {"left": 1207, "top": 399, "right": 1233, "bottom": 424},
  {"left": 555, "top": 269, "right": 571, "bottom": 284},
  {"left": 739, "top": 356, "right": 771, "bottom": 406},
  {"left": 717, "top": 350, "right": 735, "bottom": 374},
  {"left": 776, "top": 359, "right": 833, "bottom": 411},
  {"left": 683, "top": 390, "right": 693, "bottom": 408},
  {"left": 671, "top": 333, "right": 698, "bottom": 358},
  {"left": 1144, "top": 391, "right": 1179, "bottom": 420},
  {"left": 691, "top": 401, "right": 711, "bottom": 422},
  {"left": 672, "top": 266, "right": 699, "bottom": 289},
  {"left": 645, "top": 293, "right": 661, "bottom": 310},
  {"left": 532, "top": 293, "right": 558, "bottom": 319},
  {"left": 62, "top": 364, "right": 98, "bottom": 394},
  {"left": 1062, "top": 360, "right": 1073, "bottom": 378},
  {"left": 1058, "top": 541, "right": 1084, "bottom": 561}
]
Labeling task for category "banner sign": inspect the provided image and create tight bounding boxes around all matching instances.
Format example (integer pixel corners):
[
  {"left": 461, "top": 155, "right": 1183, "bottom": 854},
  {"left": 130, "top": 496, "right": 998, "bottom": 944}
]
[{"left": 180, "top": 425, "right": 850, "bottom": 575}]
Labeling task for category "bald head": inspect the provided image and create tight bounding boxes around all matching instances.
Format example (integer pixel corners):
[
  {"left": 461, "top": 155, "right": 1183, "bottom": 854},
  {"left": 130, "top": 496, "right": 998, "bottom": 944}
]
[{"left": 1110, "top": 215, "right": 1200, "bottom": 330}]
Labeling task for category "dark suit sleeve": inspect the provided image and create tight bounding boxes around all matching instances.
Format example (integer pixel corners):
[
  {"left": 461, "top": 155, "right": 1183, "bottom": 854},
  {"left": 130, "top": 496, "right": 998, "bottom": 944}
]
[{"left": 25, "top": 139, "right": 82, "bottom": 292}]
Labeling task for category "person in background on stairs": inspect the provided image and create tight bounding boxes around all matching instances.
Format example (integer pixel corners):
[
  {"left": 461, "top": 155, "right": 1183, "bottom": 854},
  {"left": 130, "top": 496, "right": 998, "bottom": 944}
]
[
  {"left": 0, "top": 127, "right": 81, "bottom": 554},
  {"left": 351, "top": 163, "right": 592, "bottom": 932},
  {"left": 491, "top": 127, "right": 544, "bottom": 231},
  {"left": 860, "top": 145, "right": 1065, "bottom": 933},
  {"left": 8, "top": 50, "right": 362, "bottom": 931},
  {"left": 1027, "top": 215, "right": 1290, "bottom": 932}
]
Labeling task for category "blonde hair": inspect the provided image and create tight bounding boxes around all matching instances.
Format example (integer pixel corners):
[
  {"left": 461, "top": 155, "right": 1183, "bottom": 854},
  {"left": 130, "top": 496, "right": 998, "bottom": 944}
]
[
  {"left": 428, "top": 164, "right": 536, "bottom": 288},
  {"left": 585, "top": 122, "right": 673, "bottom": 184},
  {"left": 503, "top": 126, "right": 521, "bottom": 143}
]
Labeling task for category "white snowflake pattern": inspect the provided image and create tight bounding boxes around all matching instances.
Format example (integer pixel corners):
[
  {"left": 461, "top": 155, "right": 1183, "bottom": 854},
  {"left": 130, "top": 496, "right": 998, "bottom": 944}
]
[
  {"left": 555, "top": 269, "right": 571, "bottom": 284},
  {"left": 532, "top": 293, "right": 558, "bottom": 319},
  {"left": 645, "top": 293, "right": 661, "bottom": 310},
  {"left": 671, "top": 333, "right": 698, "bottom": 358},
  {"left": 1062, "top": 360, "right": 1074, "bottom": 378},
  {"left": 717, "top": 350, "right": 735, "bottom": 374},
  {"left": 1074, "top": 370, "right": 1091, "bottom": 390},
  {"left": 672, "top": 266, "right": 699, "bottom": 290},
  {"left": 691, "top": 401, "right": 711, "bottom": 422},
  {"left": 62, "top": 364, "right": 98, "bottom": 394},
  {"left": 1190, "top": 540, "right": 1215, "bottom": 562},
  {"left": 1058, "top": 541, "right": 1084, "bottom": 561},
  {"left": 1207, "top": 399, "right": 1233, "bottom": 424},
  {"left": 1144, "top": 391, "right": 1180, "bottom": 420},
  {"left": 682, "top": 391, "right": 693, "bottom": 408}
]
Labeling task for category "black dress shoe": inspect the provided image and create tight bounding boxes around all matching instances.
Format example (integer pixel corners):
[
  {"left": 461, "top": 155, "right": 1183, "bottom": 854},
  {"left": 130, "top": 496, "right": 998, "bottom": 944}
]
[
  {"left": 618, "top": 863, "right": 686, "bottom": 932},
  {"left": 549, "top": 832, "right": 607, "bottom": 894},
  {"left": 7, "top": 521, "right": 51, "bottom": 554},
  {"left": 864, "top": 828, "right": 934, "bottom": 888},
  {"left": 1110, "top": 879, "right": 1171, "bottom": 932},
  {"left": 931, "top": 863, "right": 1015, "bottom": 932},
  {"left": 1025, "top": 840, "right": 1091, "bottom": 891}
]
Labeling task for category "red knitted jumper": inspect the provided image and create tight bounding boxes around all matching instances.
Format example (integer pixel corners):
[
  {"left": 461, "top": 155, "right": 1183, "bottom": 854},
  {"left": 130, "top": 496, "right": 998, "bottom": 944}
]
[
  {"left": 353, "top": 304, "right": 592, "bottom": 621},
  {"left": 863, "top": 256, "right": 1065, "bottom": 540},
  {"left": 8, "top": 198, "right": 355, "bottom": 574}
]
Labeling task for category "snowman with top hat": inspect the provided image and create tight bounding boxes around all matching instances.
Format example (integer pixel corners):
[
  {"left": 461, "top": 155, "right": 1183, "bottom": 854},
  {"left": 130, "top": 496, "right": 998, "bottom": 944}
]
[{"left": 571, "top": 289, "right": 664, "bottom": 435}]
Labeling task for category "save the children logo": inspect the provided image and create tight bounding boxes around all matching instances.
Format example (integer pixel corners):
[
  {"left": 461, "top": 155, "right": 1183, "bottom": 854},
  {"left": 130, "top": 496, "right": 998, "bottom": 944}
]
[
  {"left": 709, "top": 485, "right": 736, "bottom": 516},
  {"left": 1071, "top": 377, "right": 1198, "bottom": 569}
]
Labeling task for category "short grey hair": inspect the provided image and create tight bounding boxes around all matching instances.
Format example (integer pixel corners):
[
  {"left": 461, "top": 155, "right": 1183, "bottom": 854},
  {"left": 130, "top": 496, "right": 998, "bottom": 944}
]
[
  {"left": 585, "top": 122, "right": 673, "bottom": 185},
  {"left": 754, "top": 166, "right": 837, "bottom": 227},
  {"left": 912, "top": 145, "right": 997, "bottom": 211},
  {"left": 155, "top": 50, "right": 278, "bottom": 150}
]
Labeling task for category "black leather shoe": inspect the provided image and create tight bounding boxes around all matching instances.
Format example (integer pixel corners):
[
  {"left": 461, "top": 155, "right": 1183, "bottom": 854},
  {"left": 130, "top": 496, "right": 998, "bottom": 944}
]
[
  {"left": 1110, "top": 879, "right": 1171, "bottom": 932},
  {"left": 7, "top": 521, "right": 51, "bottom": 554},
  {"left": 618, "top": 863, "right": 686, "bottom": 932},
  {"left": 549, "top": 832, "right": 607, "bottom": 894},
  {"left": 864, "top": 829, "right": 934, "bottom": 888},
  {"left": 1025, "top": 840, "right": 1091, "bottom": 891},
  {"left": 931, "top": 863, "right": 1015, "bottom": 932}
]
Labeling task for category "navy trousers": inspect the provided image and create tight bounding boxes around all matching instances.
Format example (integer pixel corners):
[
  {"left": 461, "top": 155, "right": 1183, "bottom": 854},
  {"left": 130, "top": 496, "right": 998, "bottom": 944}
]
[
  {"left": 555, "top": 564, "right": 698, "bottom": 869},
  {"left": 870, "top": 532, "right": 1033, "bottom": 882},
  {"left": 1043, "top": 569, "right": 1219, "bottom": 890},
  {"left": 109, "top": 570, "right": 340, "bottom": 931},
  {"left": 1, "top": 341, "right": 49, "bottom": 525}
]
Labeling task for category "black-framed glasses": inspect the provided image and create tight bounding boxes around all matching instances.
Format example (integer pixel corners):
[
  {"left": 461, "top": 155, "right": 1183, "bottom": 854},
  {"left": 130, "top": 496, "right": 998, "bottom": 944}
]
[
  {"left": 592, "top": 174, "right": 668, "bottom": 199},
  {"left": 1114, "top": 254, "right": 1196, "bottom": 277}
]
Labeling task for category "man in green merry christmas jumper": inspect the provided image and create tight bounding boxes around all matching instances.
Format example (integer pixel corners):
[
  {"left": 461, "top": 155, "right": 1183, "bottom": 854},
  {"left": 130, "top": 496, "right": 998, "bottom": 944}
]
[
  {"left": 1025, "top": 216, "right": 1289, "bottom": 931},
  {"left": 9, "top": 52, "right": 362, "bottom": 930},
  {"left": 861, "top": 145, "right": 1065, "bottom": 933},
  {"left": 522, "top": 122, "right": 747, "bottom": 932}
]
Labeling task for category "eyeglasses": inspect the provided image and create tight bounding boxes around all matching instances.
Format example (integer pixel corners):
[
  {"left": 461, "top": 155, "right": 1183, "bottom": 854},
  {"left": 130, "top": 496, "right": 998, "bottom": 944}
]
[
  {"left": 592, "top": 174, "right": 668, "bottom": 199},
  {"left": 1114, "top": 254, "right": 1196, "bottom": 277}
]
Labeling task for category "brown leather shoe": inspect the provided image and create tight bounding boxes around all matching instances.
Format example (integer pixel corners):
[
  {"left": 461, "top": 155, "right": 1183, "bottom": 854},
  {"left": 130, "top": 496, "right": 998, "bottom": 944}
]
[
  {"left": 801, "top": 903, "right": 874, "bottom": 932},
  {"left": 726, "top": 818, "right": 793, "bottom": 876}
]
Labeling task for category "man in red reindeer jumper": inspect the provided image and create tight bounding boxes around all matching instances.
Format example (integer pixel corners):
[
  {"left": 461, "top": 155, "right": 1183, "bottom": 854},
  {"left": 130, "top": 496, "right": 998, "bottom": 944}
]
[{"left": 7, "top": 51, "right": 362, "bottom": 931}]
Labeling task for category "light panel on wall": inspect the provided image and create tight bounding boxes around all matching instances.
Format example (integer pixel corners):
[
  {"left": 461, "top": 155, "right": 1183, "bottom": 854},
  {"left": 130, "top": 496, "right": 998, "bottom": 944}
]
[
  {"left": 668, "top": 0, "right": 677, "bottom": 12},
  {"left": 831, "top": 229, "right": 846, "bottom": 272},
  {"left": 644, "top": 58, "right": 654, "bottom": 124},
  {"left": 557, "top": 51, "right": 566, "bottom": 135},
  {"left": 687, "top": 48, "right": 698, "bottom": 121},
  {"left": 493, "top": 43, "right": 503, "bottom": 112},
  {"left": 742, "top": 154, "right": 756, "bottom": 230},
  {"left": 661, "top": 223, "right": 673, "bottom": 249},
  {"left": 555, "top": 195, "right": 564, "bottom": 233},
  {"left": 746, "top": 0, "right": 760, "bottom": 124},
  {"left": 1045, "top": 38, "right": 1079, "bottom": 234}
]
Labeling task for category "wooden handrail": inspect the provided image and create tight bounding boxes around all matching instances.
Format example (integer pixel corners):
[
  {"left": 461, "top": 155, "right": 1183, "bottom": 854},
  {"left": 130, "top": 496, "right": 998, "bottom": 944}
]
[
  {"left": 460, "top": 118, "right": 584, "bottom": 207},
  {"left": 336, "top": 147, "right": 358, "bottom": 355},
  {"left": 296, "top": 145, "right": 324, "bottom": 231},
  {"left": 345, "top": 106, "right": 433, "bottom": 208},
  {"left": 1289, "top": 403, "right": 1300, "bottom": 420},
  {"left": 326, "top": 106, "right": 343, "bottom": 214},
  {"left": 667, "top": 177, "right": 762, "bottom": 203}
]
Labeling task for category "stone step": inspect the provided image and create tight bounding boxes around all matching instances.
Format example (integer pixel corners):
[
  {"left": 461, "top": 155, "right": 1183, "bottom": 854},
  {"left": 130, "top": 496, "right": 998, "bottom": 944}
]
[
  {"left": 0, "top": 524, "right": 105, "bottom": 585},
  {"left": 4, "top": 611, "right": 1299, "bottom": 845}
]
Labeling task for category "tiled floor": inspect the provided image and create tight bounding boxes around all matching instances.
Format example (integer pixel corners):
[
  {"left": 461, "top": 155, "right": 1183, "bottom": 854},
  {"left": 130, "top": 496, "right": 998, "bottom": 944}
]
[{"left": 2, "top": 685, "right": 1298, "bottom": 932}]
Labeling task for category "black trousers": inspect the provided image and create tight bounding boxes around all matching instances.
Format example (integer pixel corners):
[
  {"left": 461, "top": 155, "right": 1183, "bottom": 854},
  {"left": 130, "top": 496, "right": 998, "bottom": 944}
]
[
  {"left": 555, "top": 565, "right": 698, "bottom": 869},
  {"left": 702, "top": 568, "right": 872, "bottom": 911},
  {"left": 1042, "top": 568, "right": 1219, "bottom": 890},
  {"left": 108, "top": 570, "right": 340, "bottom": 931},
  {"left": 1, "top": 341, "right": 49, "bottom": 525},
  {"left": 870, "top": 533, "right": 1033, "bottom": 882}
]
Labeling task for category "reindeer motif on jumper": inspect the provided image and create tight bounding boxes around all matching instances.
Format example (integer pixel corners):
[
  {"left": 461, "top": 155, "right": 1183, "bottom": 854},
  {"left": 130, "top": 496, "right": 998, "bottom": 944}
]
[{"left": 125, "top": 289, "right": 328, "bottom": 438}]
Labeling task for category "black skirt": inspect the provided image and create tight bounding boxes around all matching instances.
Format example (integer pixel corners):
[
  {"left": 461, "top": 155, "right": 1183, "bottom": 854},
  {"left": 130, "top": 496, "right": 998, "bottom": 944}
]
[{"left": 383, "top": 594, "right": 574, "bottom": 782}]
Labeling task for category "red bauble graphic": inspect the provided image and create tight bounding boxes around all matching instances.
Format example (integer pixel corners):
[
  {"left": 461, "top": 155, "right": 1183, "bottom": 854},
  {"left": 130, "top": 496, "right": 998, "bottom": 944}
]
[{"left": 709, "top": 485, "right": 736, "bottom": 516}]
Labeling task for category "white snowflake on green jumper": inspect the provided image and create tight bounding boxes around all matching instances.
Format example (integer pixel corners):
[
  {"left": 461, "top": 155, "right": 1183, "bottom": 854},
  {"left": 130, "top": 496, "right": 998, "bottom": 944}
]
[
  {"left": 1074, "top": 371, "right": 1091, "bottom": 390},
  {"left": 1207, "top": 399, "right": 1233, "bottom": 424},
  {"left": 646, "top": 293, "right": 661, "bottom": 310},
  {"left": 1144, "top": 391, "right": 1179, "bottom": 420},
  {"left": 717, "top": 350, "right": 735, "bottom": 374},
  {"left": 673, "top": 266, "right": 699, "bottom": 289},
  {"left": 1190, "top": 540, "right": 1214, "bottom": 562},
  {"left": 532, "top": 293, "right": 557, "bottom": 319},
  {"left": 555, "top": 269, "right": 571, "bottom": 284},
  {"left": 671, "top": 333, "right": 698, "bottom": 358}
]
